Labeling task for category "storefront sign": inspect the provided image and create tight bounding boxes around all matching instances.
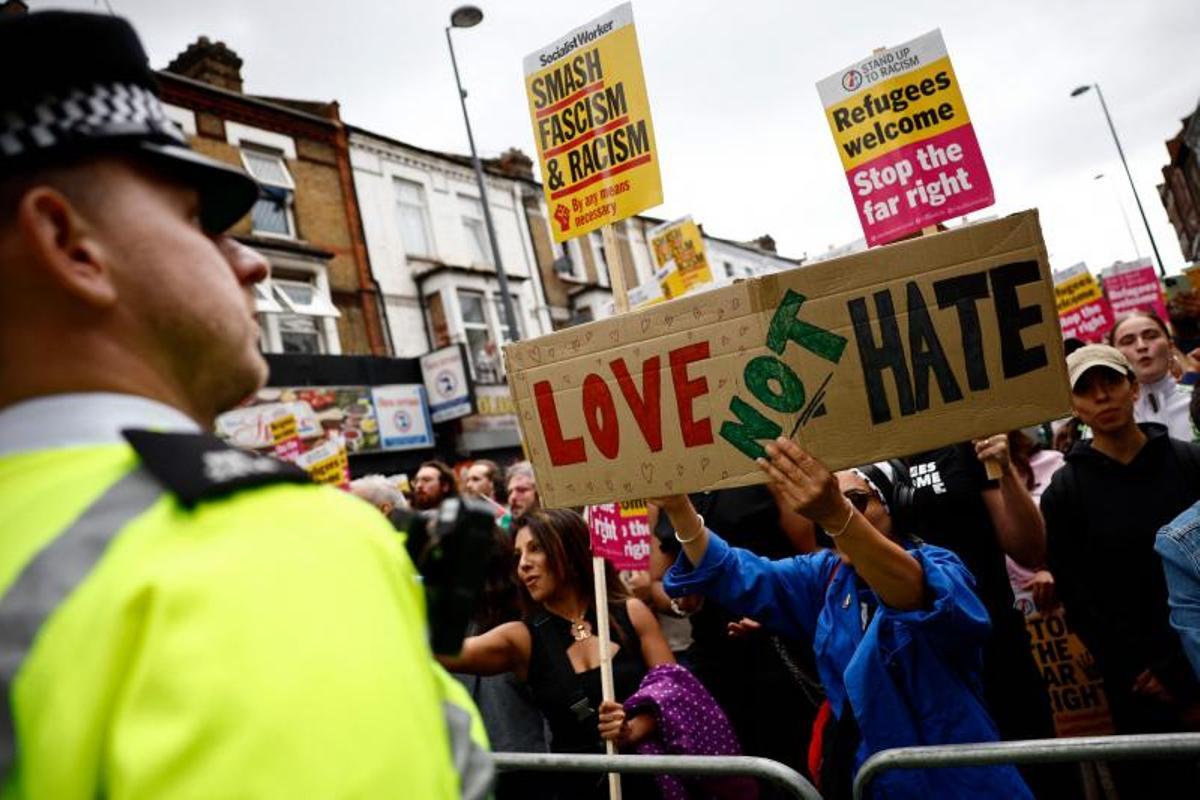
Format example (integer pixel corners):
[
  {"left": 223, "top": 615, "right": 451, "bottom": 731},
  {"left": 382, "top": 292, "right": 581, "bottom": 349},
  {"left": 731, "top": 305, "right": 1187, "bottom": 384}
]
[
  {"left": 421, "top": 344, "right": 475, "bottom": 423},
  {"left": 372, "top": 384, "right": 435, "bottom": 450}
]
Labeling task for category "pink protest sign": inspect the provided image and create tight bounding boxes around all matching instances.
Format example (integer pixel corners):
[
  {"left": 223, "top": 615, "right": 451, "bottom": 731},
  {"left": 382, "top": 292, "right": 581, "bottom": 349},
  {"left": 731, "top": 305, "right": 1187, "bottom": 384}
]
[
  {"left": 817, "top": 29, "right": 994, "bottom": 247},
  {"left": 588, "top": 501, "right": 651, "bottom": 570},
  {"left": 1102, "top": 263, "right": 1167, "bottom": 321},
  {"left": 1059, "top": 297, "right": 1114, "bottom": 342}
]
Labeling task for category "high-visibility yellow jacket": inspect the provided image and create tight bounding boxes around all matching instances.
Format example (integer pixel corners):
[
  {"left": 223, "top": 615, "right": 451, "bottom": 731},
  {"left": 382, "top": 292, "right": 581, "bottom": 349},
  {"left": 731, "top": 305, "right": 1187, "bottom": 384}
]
[{"left": 0, "top": 397, "right": 489, "bottom": 799}]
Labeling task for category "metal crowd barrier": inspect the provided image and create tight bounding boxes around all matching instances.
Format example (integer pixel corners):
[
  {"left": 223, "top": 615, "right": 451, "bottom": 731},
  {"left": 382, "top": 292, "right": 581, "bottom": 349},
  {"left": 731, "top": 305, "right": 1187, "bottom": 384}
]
[
  {"left": 492, "top": 751, "right": 822, "bottom": 800},
  {"left": 853, "top": 732, "right": 1200, "bottom": 800}
]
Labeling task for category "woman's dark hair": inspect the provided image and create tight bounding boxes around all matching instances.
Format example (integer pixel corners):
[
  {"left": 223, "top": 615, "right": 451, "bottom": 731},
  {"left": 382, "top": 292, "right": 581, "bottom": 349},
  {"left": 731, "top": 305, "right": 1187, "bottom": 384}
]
[
  {"left": 1108, "top": 309, "right": 1172, "bottom": 345},
  {"left": 511, "top": 508, "right": 630, "bottom": 635}
]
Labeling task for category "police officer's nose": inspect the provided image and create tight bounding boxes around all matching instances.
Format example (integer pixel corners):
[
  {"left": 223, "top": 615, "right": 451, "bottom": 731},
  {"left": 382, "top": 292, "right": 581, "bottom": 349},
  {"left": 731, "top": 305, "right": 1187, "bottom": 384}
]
[{"left": 216, "top": 236, "right": 270, "bottom": 286}]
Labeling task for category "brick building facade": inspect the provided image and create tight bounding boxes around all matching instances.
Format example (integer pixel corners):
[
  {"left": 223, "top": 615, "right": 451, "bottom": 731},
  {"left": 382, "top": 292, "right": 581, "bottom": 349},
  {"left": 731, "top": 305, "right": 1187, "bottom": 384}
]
[
  {"left": 1159, "top": 103, "right": 1200, "bottom": 264},
  {"left": 159, "top": 38, "right": 388, "bottom": 356}
]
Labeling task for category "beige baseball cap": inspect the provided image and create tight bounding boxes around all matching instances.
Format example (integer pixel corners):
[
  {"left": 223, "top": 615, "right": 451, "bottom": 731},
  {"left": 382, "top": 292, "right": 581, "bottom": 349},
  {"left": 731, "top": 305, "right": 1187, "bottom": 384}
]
[{"left": 1065, "top": 344, "right": 1134, "bottom": 390}]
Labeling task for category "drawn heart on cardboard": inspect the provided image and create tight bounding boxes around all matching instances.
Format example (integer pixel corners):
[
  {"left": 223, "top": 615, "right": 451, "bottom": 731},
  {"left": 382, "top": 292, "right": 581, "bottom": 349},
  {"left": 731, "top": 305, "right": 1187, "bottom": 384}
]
[
  {"left": 566, "top": 483, "right": 575, "bottom": 493},
  {"left": 732, "top": 298, "right": 741, "bottom": 310},
  {"left": 586, "top": 481, "right": 595, "bottom": 492},
  {"left": 523, "top": 411, "right": 532, "bottom": 421},
  {"left": 701, "top": 457, "right": 711, "bottom": 471},
  {"left": 738, "top": 325, "right": 749, "bottom": 337},
  {"left": 586, "top": 331, "right": 594, "bottom": 342},
  {"left": 664, "top": 314, "right": 674, "bottom": 327},
  {"left": 640, "top": 317, "right": 652, "bottom": 333},
  {"left": 717, "top": 307, "right": 726, "bottom": 320},
  {"left": 676, "top": 464, "right": 685, "bottom": 477},
  {"left": 623, "top": 481, "right": 632, "bottom": 492},
  {"left": 718, "top": 377, "right": 727, "bottom": 389},
  {"left": 664, "top": 479, "right": 674, "bottom": 490},
  {"left": 572, "top": 338, "right": 580, "bottom": 351},
  {"left": 548, "top": 346, "right": 555, "bottom": 359},
  {"left": 609, "top": 329, "right": 620, "bottom": 343},
  {"left": 693, "top": 306, "right": 703, "bottom": 320},
  {"left": 640, "top": 462, "right": 654, "bottom": 483},
  {"left": 721, "top": 335, "right": 730, "bottom": 346},
  {"left": 529, "top": 346, "right": 542, "bottom": 364}
]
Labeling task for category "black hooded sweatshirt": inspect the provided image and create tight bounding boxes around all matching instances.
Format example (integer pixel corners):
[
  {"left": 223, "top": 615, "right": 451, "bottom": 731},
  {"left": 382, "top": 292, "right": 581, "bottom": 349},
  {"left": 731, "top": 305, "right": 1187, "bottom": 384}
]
[{"left": 1043, "top": 423, "right": 1200, "bottom": 710}]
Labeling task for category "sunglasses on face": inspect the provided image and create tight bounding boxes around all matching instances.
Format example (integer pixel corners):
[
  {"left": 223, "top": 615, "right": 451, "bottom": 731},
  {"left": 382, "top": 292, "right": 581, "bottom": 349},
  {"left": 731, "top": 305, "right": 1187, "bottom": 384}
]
[{"left": 842, "top": 489, "right": 876, "bottom": 513}]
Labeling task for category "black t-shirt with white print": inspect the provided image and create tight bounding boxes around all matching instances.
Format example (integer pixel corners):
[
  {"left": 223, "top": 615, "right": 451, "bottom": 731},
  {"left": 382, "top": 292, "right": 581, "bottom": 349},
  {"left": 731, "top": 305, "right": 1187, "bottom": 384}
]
[{"left": 904, "top": 442, "right": 1018, "bottom": 629}]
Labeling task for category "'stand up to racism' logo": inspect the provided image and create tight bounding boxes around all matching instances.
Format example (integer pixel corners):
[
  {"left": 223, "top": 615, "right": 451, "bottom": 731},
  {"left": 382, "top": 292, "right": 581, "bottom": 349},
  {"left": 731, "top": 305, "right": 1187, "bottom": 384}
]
[
  {"left": 841, "top": 69, "right": 863, "bottom": 92},
  {"left": 553, "top": 203, "right": 571, "bottom": 232}
]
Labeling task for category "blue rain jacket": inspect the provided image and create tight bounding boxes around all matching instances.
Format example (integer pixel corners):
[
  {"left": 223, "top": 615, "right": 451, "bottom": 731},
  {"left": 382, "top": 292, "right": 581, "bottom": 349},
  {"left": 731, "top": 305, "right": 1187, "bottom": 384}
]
[{"left": 664, "top": 531, "right": 1032, "bottom": 800}]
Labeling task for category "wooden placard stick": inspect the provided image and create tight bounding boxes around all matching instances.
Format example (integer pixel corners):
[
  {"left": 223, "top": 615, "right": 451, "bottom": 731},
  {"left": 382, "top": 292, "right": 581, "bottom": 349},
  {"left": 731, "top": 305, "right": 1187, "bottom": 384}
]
[{"left": 595, "top": 221, "right": 628, "bottom": 800}]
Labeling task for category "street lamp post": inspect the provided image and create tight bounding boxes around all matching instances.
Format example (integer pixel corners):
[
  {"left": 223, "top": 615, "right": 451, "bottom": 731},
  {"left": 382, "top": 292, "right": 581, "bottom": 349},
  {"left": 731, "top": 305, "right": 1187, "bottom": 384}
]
[
  {"left": 446, "top": 5, "right": 521, "bottom": 341},
  {"left": 1071, "top": 83, "right": 1165, "bottom": 277},
  {"left": 1094, "top": 172, "right": 1141, "bottom": 260}
]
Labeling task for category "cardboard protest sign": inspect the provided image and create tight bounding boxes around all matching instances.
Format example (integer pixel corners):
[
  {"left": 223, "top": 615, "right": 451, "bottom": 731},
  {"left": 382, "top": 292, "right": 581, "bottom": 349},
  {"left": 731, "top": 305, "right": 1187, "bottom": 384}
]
[
  {"left": 817, "top": 29, "right": 994, "bottom": 247},
  {"left": 588, "top": 500, "right": 652, "bottom": 570},
  {"left": 1055, "top": 271, "right": 1113, "bottom": 342},
  {"left": 1102, "top": 259, "right": 1167, "bottom": 321},
  {"left": 505, "top": 211, "right": 1069, "bottom": 508},
  {"left": 525, "top": 2, "right": 662, "bottom": 242},
  {"left": 649, "top": 216, "right": 714, "bottom": 300},
  {"left": 1025, "top": 607, "right": 1114, "bottom": 737}
]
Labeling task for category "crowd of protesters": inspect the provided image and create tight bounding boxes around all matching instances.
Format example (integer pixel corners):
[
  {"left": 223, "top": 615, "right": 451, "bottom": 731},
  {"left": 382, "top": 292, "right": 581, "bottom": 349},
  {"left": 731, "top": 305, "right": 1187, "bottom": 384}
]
[{"left": 337, "top": 297, "right": 1200, "bottom": 800}]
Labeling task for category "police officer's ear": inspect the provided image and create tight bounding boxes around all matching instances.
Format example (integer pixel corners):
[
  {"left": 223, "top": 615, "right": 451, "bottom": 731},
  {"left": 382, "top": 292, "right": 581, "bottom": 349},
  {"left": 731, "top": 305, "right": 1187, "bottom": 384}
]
[{"left": 12, "top": 174, "right": 118, "bottom": 310}]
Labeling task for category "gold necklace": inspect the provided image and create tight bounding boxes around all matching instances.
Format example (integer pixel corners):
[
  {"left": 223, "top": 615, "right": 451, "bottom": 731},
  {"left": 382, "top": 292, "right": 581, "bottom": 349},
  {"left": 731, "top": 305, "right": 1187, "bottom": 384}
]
[{"left": 570, "top": 613, "right": 592, "bottom": 642}]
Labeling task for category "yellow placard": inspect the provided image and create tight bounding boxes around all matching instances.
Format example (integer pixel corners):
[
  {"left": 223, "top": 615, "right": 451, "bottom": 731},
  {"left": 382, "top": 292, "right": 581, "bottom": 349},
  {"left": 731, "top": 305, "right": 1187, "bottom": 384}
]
[
  {"left": 823, "top": 57, "right": 972, "bottom": 172},
  {"left": 1054, "top": 271, "right": 1103, "bottom": 314},
  {"left": 524, "top": 3, "right": 662, "bottom": 243},
  {"left": 649, "top": 216, "right": 714, "bottom": 300}
]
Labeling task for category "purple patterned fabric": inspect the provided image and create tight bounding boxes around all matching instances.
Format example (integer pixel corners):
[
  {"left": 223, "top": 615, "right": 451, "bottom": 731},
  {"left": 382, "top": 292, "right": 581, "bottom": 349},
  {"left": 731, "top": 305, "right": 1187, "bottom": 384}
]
[{"left": 624, "top": 663, "right": 758, "bottom": 800}]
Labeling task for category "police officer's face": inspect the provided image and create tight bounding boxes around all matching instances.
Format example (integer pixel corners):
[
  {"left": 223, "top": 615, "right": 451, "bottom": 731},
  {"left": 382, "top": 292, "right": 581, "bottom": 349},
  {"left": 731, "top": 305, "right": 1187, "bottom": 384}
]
[{"left": 93, "top": 160, "right": 269, "bottom": 421}]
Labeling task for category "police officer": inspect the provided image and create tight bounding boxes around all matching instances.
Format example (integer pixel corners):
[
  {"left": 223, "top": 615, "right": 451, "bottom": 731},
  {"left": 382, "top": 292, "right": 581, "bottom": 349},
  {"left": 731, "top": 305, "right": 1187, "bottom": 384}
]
[{"left": 0, "top": 11, "right": 489, "bottom": 798}]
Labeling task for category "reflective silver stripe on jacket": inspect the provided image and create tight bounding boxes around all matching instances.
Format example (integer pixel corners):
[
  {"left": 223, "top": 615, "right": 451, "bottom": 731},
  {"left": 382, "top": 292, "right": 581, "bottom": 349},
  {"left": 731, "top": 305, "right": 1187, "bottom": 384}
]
[
  {"left": 444, "top": 701, "right": 495, "bottom": 800},
  {"left": 0, "top": 468, "right": 163, "bottom": 776}
]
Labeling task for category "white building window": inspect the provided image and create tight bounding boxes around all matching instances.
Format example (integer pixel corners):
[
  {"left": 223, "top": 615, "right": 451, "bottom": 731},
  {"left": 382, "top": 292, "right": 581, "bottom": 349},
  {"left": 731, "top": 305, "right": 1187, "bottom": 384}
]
[
  {"left": 257, "top": 268, "right": 341, "bottom": 355},
  {"left": 460, "top": 196, "right": 491, "bottom": 265},
  {"left": 590, "top": 231, "right": 610, "bottom": 287},
  {"left": 456, "top": 288, "right": 522, "bottom": 384},
  {"left": 240, "top": 147, "right": 296, "bottom": 238},
  {"left": 552, "top": 235, "right": 586, "bottom": 282},
  {"left": 394, "top": 178, "right": 433, "bottom": 257},
  {"left": 492, "top": 294, "right": 523, "bottom": 343},
  {"left": 458, "top": 289, "right": 500, "bottom": 384}
]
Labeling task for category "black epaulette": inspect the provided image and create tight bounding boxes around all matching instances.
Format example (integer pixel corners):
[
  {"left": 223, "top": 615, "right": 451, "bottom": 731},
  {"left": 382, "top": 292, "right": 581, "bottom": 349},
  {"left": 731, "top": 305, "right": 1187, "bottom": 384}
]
[{"left": 122, "top": 429, "right": 311, "bottom": 509}]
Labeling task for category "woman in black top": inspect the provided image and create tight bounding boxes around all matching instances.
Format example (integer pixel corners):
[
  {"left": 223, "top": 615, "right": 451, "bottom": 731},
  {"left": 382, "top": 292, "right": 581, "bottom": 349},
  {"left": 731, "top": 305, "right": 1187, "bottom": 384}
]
[{"left": 439, "top": 508, "right": 674, "bottom": 798}]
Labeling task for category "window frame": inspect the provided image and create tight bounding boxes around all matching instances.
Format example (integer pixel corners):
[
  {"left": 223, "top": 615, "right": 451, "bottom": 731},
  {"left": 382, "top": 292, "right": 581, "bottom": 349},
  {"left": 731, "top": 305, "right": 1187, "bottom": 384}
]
[
  {"left": 239, "top": 145, "right": 297, "bottom": 239},
  {"left": 393, "top": 177, "right": 435, "bottom": 258}
]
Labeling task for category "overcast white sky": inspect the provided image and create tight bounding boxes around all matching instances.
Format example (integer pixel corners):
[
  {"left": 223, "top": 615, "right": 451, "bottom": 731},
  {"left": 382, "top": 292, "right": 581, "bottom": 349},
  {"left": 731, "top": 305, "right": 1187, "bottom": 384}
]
[{"left": 41, "top": 0, "right": 1200, "bottom": 274}]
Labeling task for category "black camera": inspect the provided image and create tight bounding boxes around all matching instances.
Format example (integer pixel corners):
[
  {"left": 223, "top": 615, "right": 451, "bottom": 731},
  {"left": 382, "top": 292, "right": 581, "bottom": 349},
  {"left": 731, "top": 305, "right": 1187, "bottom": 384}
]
[{"left": 388, "top": 496, "right": 497, "bottom": 655}]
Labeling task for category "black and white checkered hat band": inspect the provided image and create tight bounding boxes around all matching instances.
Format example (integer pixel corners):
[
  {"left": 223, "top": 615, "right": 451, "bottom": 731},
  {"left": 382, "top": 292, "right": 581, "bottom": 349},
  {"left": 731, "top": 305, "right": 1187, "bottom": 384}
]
[{"left": 0, "top": 81, "right": 185, "bottom": 159}]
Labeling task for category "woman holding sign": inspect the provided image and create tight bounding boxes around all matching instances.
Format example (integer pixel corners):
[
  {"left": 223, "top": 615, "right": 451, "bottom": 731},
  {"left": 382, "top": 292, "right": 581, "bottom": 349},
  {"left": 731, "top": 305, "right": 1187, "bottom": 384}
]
[
  {"left": 438, "top": 508, "right": 673, "bottom": 798},
  {"left": 658, "top": 437, "right": 1032, "bottom": 799}
]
